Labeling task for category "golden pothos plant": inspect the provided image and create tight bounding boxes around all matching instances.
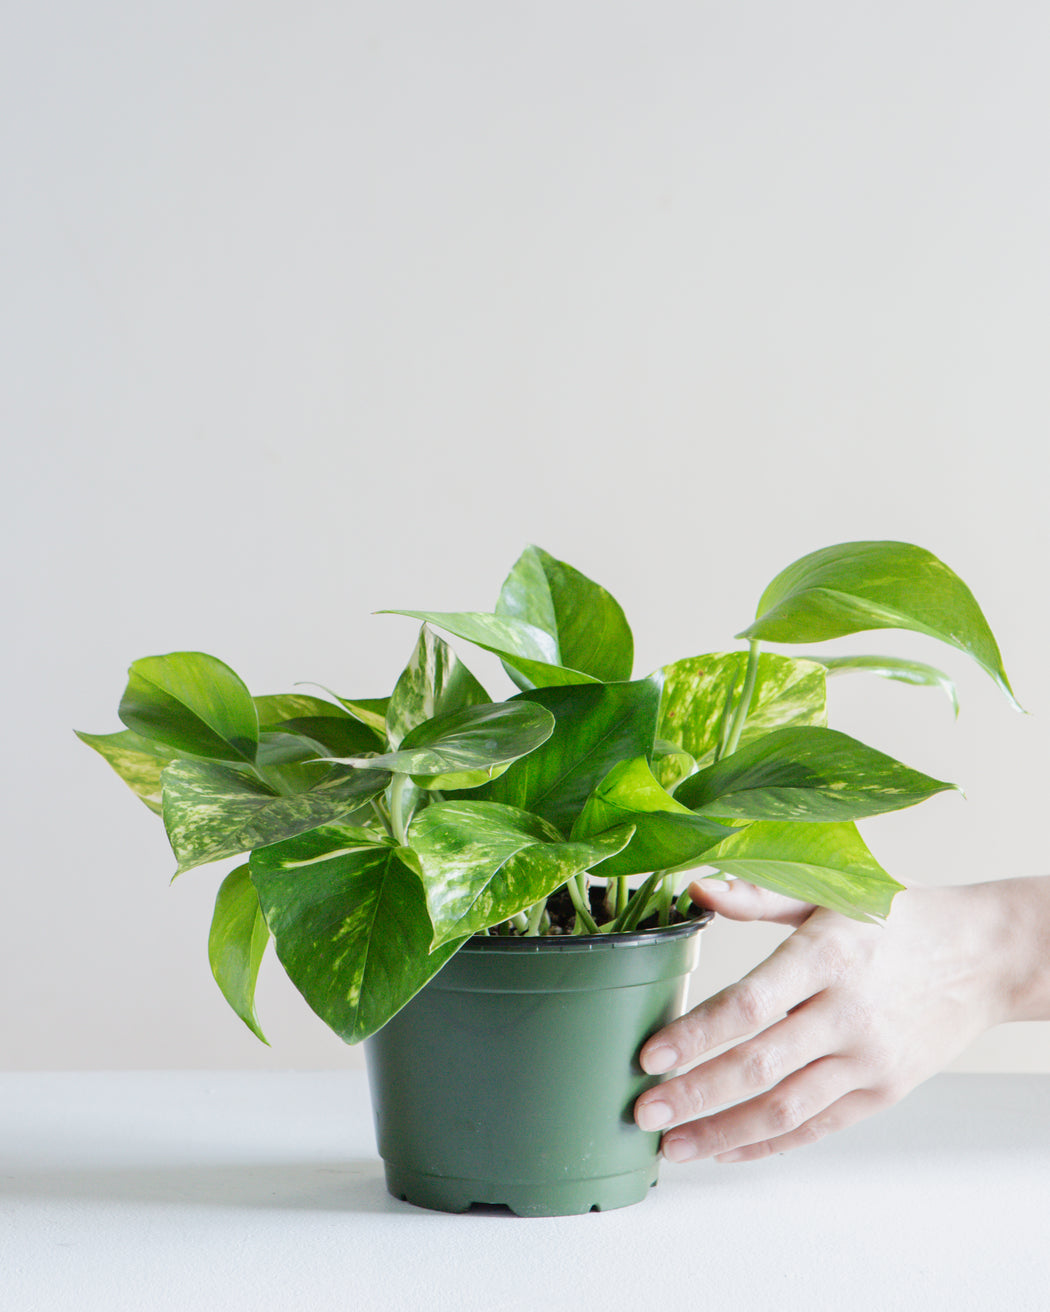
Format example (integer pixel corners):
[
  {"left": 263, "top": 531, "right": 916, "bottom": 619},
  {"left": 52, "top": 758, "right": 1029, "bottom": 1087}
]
[{"left": 79, "top": 541, "right": 1018, "bottom": 1044}]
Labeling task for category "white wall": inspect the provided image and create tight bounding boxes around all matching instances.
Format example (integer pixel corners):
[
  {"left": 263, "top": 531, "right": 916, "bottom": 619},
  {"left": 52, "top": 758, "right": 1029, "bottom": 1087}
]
[{"left": 3, "top": 0, "right": 1047, "bottom": 1070}]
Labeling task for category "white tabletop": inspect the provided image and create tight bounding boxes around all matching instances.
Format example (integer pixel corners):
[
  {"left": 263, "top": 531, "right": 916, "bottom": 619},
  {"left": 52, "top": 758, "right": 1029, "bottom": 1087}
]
[{"left": 2, "top": 1071, "right": 1047, "bottom": 1311}]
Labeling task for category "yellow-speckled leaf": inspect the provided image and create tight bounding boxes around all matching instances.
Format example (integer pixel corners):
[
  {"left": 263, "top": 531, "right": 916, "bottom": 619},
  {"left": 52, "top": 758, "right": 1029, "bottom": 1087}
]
[
  {"left": 75, "top": 727, "right": 177, "bottom": 815},
  {"left": 675, "top": 726, "right": 956, "bottom": 821},
  {"left": 659, "top": 652, "right": 827, "bottom": 767},
  {"left": 410, "top": 800, "right": 633, "bottom": 946},
  {"left": 250, "top": 827, "right": 464, "bottom": 1043},
  {"left": 161, "top": 759, "right": 390, "bottom": 873},
  {"left": 702, "top": 820, "right": 905, "bottom": 921}
]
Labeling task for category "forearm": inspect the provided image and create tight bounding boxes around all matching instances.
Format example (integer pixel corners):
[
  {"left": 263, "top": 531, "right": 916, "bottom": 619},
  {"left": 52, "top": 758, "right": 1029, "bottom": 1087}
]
[{"left": 979, "top": 875, "right": 1050, "bottom": 1024}]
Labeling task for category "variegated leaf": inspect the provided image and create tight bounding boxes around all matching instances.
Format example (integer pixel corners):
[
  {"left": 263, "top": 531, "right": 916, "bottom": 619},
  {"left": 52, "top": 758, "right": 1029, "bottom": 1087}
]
[
  {"left": 409, "top": 800, "right": 633, "bottom": 946},
  {"left": 330, "top": 701, "right": 555, "bottom": 782},
  {"left": 385, "top": 626, "right": 489, "bottom": 749},
  {"left": 75, "top": 727, "right": 177, "bottom": 815},
  {"left": 250, "top": 826, "right": 464, "bottom": 1043},
  {"left": 701, "top": 820, "right": 905, "bottom": 921},
  {"left": 675, "top": 726, "right": 956, "bottom": 820},
  {"left": 659, "top": 652, "right": 827, "bottom": 767},
  {"left": 161, "top": 759, "right": 390, "bottom": 873}
]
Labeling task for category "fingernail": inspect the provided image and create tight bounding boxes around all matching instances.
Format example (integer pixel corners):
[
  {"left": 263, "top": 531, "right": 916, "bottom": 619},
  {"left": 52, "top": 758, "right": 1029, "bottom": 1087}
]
[
  {"left": 636, "top": 1100, "right": 671, "bottom": 1131},
  {"left": 716, "top": 1149, "right": 745, "bottom": 1164},
  {"left": 662, "top": 1137, "right": 696, "bottom": 1163},
  {"left": 641, "top": 1044, "right": 677, "bottom": 1074}
]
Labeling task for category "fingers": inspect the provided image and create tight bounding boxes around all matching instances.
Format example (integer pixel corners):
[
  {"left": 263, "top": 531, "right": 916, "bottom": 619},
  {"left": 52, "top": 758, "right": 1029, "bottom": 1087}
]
[
  {"left": 689, "top": 878, "right": 814, "bottom": 928},
  {"left": 639, "top": 922, "right": 844, "bottom": 1076},
  {"left": 657, "top": 1056, "right": 858, "bottom": 1163},
  {"left": 636, "top": 1002, "right": 834, "bottom": 1133},
  {"left": 709, "top": 1087, "right": 894, "bottom": 1164}
]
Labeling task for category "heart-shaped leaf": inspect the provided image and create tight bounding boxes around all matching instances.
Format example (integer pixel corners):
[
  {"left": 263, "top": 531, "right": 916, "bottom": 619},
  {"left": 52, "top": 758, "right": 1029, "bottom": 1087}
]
[
  {"left": 380, "top": 610, "right": 598, "bottom": 688},
  {"left": 408, "top": 800, "right": 633, "bottom": 946},
  {"left": 208, "top": 863, "right": 270, "bottom": 1043},
  {"left": 572, "top": 758, "right": 737, "bottom": 879},
  {"left": 737, "top": 541, "right": 1019, "bottom": 708},
  {"left": 496, "top": 545, "right": 634, "bottom": 684},
  {"left": 701, "top": 820, "right": 905, "bottom": 921},
  {"left": 674, "top": 726, "right": 956, "bottom": 820},
  {"left": 119, "top": 652, "right": 260, "bottom": 762},
  {"left": 471, "top": 678, "right": 663, "bottom": 833},
  {"left": 385, "top": 626, "right": 490, "bottom": 749},
  {"left": 161, "top": 759, "right": 389, "bottom": 873},
  {"left": 659, "top": 652, "right": 827, "bottom": 767},
  {"left": 250, "top": 826, "right": 464, "bottom": 1043}
]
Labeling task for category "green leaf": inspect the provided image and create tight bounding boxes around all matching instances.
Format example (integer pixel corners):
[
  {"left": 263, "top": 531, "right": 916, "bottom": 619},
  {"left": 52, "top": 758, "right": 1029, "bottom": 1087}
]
[
  {"left": 496, "top": 545, "right": 634, "bottom": 683},
  {"left": 738, "top": 541, "right": 1020, "bottom": 709},
  {"left": 651, "top": 738, "right": 696, "bottom": 792},
  {"left": 701, "top": 821, "right": 905, "bottom": 921},
  {"left": 255, "top": 693, "right": 386, "bottom": 754},
  {"left": 812, "top": 655, "right": 960, "bottom": 717},
  {"left": 385, "top": 626, "right": 489, "bottom": 748},
  {"left": 408, "top": 800, "right": 633, "bottom": 946},
  {"left": 305, "top": 688, "right": 390, "bottom": 737},
  {"left": 472, "top": 678, "right": 663, "bottom": 833},
  {"left": 572, "top": 758, "right": 737, "bottom": 880},
  {"left": 380, "top": 610, "right": 599, "bottom": 689},
  {"left": 250, "top": 827, "right": 464, "bottom": 1043},
  {"left": 326, "top": 700, "right": 556, "bottom": 788},
  {"left": 119, "top": 652, "right": 260, "bottom": 762},
  {"left": 75, "top": 727, "right": 177, "bottom": 815},
  {"left": 674, "top": 726, "right": 956, "bottom": 821},
  {"left": 161, "top": 759, "right": 390, "bottom": 873},
  {"left": 208, "top": 863, "right": 270, "bottom": 1043},
  {"left": 659, "top": 652, "right": 827, "bottom": 766}
]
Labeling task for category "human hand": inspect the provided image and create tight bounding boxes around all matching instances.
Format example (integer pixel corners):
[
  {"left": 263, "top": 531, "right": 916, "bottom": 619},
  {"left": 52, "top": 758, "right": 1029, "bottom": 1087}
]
[{"left": 633, "top": 877, "right": 1017, "bottom": 1163}]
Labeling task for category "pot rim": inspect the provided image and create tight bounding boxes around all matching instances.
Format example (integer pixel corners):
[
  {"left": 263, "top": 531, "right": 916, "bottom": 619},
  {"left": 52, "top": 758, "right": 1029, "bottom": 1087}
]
[{"left": 457, "top": 906, "right": 713, "bottom": 953}]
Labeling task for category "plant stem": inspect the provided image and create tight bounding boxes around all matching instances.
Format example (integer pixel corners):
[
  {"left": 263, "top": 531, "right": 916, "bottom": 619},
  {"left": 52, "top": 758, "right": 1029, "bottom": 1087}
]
[
  {"left": 510, "top": 911, "right": 529, "bottom": 934},
  {"left": 567, "top": 875, "right": 600, "bottom": 935},
  {"left": 656, "top": 872, "right": 674, "bottom": 927},
  {"left": 721, "top": 639, "right": 762, "bottom": 759},
  {"left": 388, "top": 774, "right": 413, "bottom": 846},
  {"left": 675, "top": 886, "right": 695, "bottom": 919},
  {"left": 525, "top": 899, "right": 548, "bottom": 936},
  {"left": 369, "top": 797, "right": 395, "bottom": 840},
  {"left": 611, "top": 870, "right": 662, "bottom": 933}
]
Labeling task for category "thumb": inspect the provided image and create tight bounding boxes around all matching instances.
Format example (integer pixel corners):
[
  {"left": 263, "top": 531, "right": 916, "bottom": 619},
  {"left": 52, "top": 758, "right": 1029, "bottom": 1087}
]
[{"left": 689, "top": 877, "right": 814, "bottom": 927}]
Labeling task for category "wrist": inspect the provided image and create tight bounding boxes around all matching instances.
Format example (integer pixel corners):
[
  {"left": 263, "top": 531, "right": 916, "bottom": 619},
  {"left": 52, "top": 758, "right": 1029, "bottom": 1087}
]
[{"left": 974, "top": 876, "right": 1050, "bottom": 1024}]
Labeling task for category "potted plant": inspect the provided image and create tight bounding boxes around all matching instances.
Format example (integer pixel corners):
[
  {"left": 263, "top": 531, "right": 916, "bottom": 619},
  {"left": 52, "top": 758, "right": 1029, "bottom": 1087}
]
[{"left": 78, "top": 540, "right": 1017, "bottom": 1215}]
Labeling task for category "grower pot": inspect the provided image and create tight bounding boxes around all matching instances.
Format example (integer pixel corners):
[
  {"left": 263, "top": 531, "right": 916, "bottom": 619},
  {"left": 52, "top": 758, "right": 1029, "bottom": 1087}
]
[{"left": 365, "top": 910, "right": 711, "bottom": 1216}]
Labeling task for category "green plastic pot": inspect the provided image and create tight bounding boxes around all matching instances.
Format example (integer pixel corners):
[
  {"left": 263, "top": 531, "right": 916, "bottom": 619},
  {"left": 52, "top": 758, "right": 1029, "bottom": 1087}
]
[{"left": 365, "top": 911, "right": 711, "bottom": 1217}]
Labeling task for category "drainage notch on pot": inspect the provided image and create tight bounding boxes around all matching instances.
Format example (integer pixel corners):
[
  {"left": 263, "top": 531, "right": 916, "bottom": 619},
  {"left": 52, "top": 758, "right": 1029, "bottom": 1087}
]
[{"left": 365, "top": 912, "right": 711, "bottom": 1217}]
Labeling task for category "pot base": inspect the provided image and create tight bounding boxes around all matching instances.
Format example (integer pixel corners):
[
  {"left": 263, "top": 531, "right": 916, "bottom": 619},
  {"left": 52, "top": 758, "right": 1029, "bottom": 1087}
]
[{"left": 383, "top": 1161, "right": 659, "bottom": 1217}]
